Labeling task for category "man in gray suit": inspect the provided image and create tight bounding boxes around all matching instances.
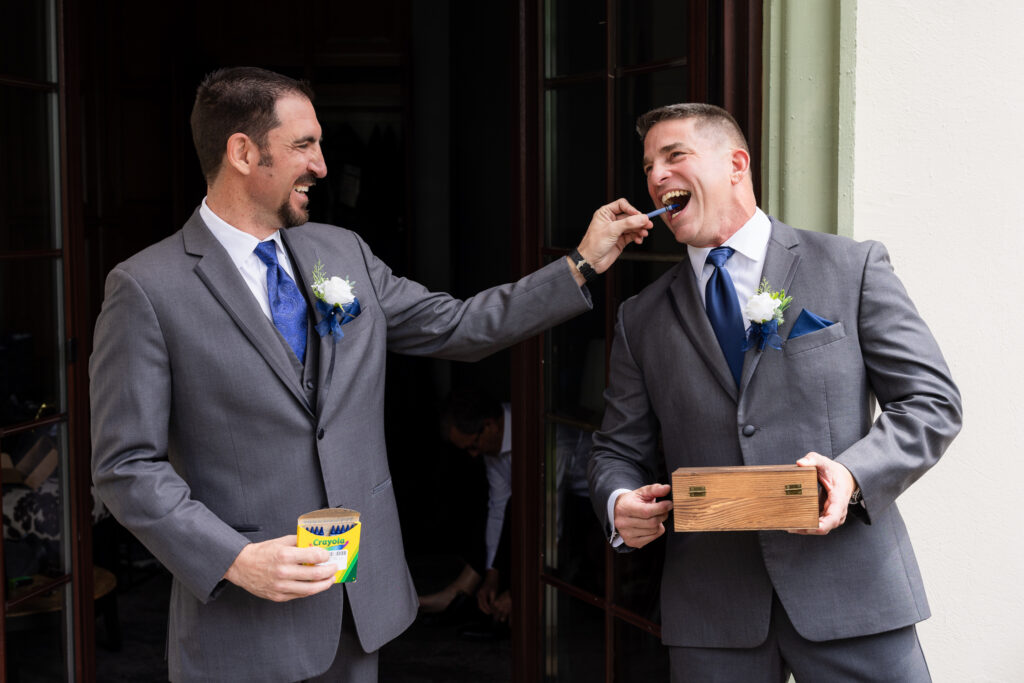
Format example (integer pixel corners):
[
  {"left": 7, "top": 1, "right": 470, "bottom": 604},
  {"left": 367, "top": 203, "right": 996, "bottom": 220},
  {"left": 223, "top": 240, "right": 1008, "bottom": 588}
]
[
  {"left": 89, "top": 67, "right": 652, "bottom": 682},
  {"left": 587, "top": 103, "right": 961, "bottom": 681}
]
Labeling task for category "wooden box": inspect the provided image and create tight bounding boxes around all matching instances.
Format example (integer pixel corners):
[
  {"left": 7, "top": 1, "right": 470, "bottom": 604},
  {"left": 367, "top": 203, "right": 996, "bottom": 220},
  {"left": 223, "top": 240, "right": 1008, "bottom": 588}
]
[{"left": 672, "top": 465, "right": 820, "bottom": 532}]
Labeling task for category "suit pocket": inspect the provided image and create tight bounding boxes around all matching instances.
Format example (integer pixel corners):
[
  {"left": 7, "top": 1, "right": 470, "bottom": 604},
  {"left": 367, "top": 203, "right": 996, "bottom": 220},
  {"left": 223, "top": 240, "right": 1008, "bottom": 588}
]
[
  {"left": 336, "top": 303, "right": 372, "bottom": 337},
  {"left": 784, "top": 321, "right": 846, "bottom": 357}
]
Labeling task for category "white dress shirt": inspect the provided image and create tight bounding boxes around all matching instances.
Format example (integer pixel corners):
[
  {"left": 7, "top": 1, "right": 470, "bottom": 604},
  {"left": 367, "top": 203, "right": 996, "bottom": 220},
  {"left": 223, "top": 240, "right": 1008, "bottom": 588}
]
[
  {"left": 483, "top": 403, "right": 513, "bottom": 569},
  {"left": 200, "top": 198, "right": 297, "bottom": 322},
  {"left": 606, "top": 208, "right": 773, "bottom": 546}
]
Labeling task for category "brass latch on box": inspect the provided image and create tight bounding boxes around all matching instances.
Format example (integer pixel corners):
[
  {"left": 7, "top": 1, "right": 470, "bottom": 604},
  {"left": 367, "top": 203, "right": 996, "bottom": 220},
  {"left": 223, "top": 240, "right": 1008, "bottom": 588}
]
[
  {"left": 784, "top": 483, "right": 802, "bottom": 495},
  {"left": 688, "top": 486, "right": 706, "bottom": 497}
]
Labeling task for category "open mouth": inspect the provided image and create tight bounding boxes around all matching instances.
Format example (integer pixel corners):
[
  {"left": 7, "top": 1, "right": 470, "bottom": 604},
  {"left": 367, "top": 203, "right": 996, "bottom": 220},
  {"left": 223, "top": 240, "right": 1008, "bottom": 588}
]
[
  {"left": 293, "top": 174, "right": 317, "bottom": 196},
  {"left": 660, "top": 190, "right": 691, "bottom": 216}
]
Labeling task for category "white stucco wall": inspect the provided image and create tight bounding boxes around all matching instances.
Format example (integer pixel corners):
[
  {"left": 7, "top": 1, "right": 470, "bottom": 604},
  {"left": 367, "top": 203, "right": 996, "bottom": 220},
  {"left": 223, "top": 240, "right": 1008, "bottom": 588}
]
[{"left": 852, "top": 2, "right": 1024, "bottom": 680}]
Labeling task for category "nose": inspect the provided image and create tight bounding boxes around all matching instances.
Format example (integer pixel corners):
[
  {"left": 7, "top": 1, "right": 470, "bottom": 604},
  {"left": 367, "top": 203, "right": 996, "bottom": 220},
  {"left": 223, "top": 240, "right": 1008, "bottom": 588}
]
[
  {"left": 649, "top": 159, "right": 672, "bottom": 187},
  {"left": 309, "top": 145, "right": 327, "bottom": 178}
]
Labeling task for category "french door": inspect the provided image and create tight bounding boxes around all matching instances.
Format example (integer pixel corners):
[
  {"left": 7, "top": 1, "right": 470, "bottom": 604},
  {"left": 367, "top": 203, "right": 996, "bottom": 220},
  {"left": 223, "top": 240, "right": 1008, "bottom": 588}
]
[{"left": 510, "top": 1, "right": 762, "bottom": 680}]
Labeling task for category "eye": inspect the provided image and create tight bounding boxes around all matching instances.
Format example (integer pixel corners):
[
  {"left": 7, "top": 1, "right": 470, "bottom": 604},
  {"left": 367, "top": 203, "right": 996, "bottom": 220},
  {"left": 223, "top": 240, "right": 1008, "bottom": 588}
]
[{"left": 643, "top": 164, "right": 653, "bottom": 176}]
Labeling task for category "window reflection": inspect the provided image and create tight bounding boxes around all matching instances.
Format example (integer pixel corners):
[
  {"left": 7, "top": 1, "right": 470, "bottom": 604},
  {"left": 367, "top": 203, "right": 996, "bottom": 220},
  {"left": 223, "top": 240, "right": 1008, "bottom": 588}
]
[
  {"left": 0, "top": 86, "right": 60, "bottom": 252},
  {"left": 544, "top": 421, "right": 605, "bottom": 597},
  {"left": 0, "top": 258, "right": 65, "bottom": 427},
  {"left": 3, "top": 582, "right": 70, "bottom": 681},
  {"left": 544, "top": 585, "right": 604, "bottom": 682},
  {"left": 2, "top": 422, "right": 69, "bottom": 579},
  {"left": 618, "top": 0, "right": 689, "bottom": 67},
  {"left": 545, "top": 83, "right": 607, "bottom": 250},
  {"left": 0, "top": 0, "right": 55, "bottom": 83},
  {"left": 544, "top": 0, "right": 605, "bottom": 77}
]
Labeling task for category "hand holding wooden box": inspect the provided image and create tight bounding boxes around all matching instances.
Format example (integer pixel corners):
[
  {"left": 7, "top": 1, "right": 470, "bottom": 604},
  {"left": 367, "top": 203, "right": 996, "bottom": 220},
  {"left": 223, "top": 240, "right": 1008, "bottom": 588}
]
[{"left": 672, "top": 465, "right": 820, "bottom": 532}]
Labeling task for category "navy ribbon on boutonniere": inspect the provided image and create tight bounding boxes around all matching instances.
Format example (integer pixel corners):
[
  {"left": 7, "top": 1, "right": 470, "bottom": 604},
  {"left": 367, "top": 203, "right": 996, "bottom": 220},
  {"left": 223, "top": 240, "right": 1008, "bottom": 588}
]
[
  {"left": 314, "top": 298, "right": 361, "bottom": 341},
  {"left": 743, "top": 319, "right": 783, "bottom": 352}
]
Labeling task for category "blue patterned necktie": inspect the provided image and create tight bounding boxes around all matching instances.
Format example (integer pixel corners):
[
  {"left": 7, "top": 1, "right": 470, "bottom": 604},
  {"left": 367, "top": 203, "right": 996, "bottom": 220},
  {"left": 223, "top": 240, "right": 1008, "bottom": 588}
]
[
  {"left": 705, "top": 247, "right": 745, "bottom": 386},
  {"left": 254, "top": 241, "right": 307, "bottom": 364}
]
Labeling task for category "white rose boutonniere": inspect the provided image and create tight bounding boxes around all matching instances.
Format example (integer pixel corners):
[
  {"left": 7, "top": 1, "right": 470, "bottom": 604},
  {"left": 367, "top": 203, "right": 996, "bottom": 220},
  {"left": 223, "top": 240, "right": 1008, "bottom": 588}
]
[
  {"left": 318, "top": 276, "right": 356, "bottom": 307},
  {"left": 742, "top": 279, "right": 793, "bottom": 351},
  {"left": 311, "top": 260, "right": 361, "bottom": 341}
]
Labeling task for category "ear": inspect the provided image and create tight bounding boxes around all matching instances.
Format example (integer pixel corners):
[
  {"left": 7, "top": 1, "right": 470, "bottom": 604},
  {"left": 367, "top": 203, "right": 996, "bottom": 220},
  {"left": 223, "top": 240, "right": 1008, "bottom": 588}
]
[
  {"left": 224, "top": 132, "right": 259, "bottom": 176},
  {"left": 730, "top": 147, "right": 750, "bottom": 184}
]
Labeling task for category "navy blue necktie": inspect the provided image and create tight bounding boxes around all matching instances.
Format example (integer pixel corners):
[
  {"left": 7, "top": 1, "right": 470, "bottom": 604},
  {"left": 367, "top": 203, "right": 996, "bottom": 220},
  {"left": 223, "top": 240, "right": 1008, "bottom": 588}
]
[
  {"left": 254, "top": 241, "right": 307, "bottom": 364},
  {"left": 705, "top": 247, "right": 745, "bottom": 386}
]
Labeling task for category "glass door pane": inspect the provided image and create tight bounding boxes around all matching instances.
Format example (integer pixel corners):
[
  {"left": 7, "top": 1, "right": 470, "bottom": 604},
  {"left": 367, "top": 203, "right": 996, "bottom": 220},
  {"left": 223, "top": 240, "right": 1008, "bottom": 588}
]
[
  {"left": 1, "top": 1, "right": 76, "bottom": 679},
  {"left": 543, "top": 584, "right": 604, "bottom": 682},
  {"left": 0, "top": 86, "right": 62, "bottom": 252},
  {"left": 0, "top": 0, "right": 57, "bottom": 82},
  {"left": 544, "top": 82, "right": 607, "bottom": 250},
  {"left": 618, "top": 0, "right": 691, "bottom": 67},
  {"left": 544, "top": 0, "right": 606, "bottom": 77},
  {"left": 0, "top": 258, "right": 66, "bottom": 424},
  {"left": 3, "top": 423, "right": 72, "bottom": 680}
]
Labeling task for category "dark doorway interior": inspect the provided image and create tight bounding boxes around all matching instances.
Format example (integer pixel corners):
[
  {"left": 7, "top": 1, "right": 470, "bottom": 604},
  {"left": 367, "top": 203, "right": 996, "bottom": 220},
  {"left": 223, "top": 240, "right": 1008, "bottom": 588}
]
[{"left": 74, "top": 1, "right": 520, "bottom": 680}]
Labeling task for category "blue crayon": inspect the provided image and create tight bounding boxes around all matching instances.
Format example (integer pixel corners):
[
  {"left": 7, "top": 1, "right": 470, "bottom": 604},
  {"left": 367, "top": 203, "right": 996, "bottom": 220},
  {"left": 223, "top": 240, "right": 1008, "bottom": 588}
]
[{"left": 646, "top": 204, "right": 680, "bottom": 218}]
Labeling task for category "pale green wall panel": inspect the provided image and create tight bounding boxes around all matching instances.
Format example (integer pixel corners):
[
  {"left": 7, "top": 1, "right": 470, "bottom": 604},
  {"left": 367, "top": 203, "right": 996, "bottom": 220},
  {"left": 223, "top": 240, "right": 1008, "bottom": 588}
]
[{"left": 762, "top": 0, "right": 856, "bottom": 236}]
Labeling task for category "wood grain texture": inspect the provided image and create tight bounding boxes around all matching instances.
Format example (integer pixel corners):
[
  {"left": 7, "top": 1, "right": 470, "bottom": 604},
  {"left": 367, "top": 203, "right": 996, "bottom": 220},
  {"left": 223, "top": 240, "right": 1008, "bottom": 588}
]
[{"left": 672, "top": 465, "right": 819, "bottom": 531}]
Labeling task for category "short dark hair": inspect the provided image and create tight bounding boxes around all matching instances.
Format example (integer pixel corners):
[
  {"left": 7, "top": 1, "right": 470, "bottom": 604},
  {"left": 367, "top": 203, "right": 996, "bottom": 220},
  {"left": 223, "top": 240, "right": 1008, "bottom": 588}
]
[
  {"left": 636, "top": 103, "right": 749, "bottom": 152},
  {"left": 190, "top": 66, "right": 315, "bottom": 183},
  {"left": 441, "top": 388, "right": 503, "bottom": 438}
]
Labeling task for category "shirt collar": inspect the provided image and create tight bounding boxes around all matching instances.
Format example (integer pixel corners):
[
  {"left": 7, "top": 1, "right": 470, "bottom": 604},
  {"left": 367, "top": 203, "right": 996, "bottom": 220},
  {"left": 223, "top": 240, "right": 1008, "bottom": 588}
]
[
  {"left": 687, "top": 207, "right": 771, "bottom": 279},
  {"left": 200, "top": 197, "right": 285, "bottom": 265}
]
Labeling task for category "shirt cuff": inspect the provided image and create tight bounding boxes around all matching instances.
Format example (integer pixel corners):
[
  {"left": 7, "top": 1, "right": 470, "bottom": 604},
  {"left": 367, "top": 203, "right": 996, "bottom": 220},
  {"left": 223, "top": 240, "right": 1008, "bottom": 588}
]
[{"left": 606, "top": 488, "right": 633, "bottom": 547}]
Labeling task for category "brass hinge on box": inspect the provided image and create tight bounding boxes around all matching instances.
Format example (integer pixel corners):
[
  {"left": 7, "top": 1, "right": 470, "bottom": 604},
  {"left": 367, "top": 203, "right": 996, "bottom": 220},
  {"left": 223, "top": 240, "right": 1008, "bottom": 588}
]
[{"left": 784, "top": 483, "right": 802, "bottom": 495}]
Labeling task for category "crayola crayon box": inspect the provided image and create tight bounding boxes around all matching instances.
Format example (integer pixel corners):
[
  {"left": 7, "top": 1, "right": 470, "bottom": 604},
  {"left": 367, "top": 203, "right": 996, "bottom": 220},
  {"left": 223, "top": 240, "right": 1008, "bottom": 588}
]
[{"left": 297, "top": 508, "right": 361, "bottom": 583}]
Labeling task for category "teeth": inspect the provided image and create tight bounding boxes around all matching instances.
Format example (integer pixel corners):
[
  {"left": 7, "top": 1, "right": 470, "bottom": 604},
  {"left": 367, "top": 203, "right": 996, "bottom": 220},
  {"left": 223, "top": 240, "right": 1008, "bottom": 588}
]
[
  {"left": 660, "top": 189, "right": 690, "bottom": 206},
  {"left": 294, "top": 185, "right": 309, "bottom": 193}
]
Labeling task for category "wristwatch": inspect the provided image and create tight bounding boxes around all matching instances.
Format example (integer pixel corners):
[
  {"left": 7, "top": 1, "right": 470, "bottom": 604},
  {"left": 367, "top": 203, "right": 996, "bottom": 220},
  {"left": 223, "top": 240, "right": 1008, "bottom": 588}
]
[
  {"left": 571, "top": 249, "right": 598, "bottom": 284},
  {"left": 849, "top": 487, "right": 863, "bottom": 506}
]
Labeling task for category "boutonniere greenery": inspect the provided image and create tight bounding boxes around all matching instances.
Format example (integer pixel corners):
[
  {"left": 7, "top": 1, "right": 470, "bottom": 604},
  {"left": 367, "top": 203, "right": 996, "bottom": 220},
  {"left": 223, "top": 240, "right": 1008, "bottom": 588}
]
[
  {"left": 311, "top": 260, "right": 361, "bottom": 341},
  {"left": 742, "top": 278, "right": 792, "bottom": 351}
]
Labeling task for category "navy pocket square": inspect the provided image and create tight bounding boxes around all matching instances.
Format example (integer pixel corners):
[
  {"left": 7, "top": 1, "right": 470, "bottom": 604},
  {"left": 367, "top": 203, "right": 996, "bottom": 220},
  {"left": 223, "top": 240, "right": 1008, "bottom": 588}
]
[{"left": 788, "top": 309, "right": 835, "bottom": 340}]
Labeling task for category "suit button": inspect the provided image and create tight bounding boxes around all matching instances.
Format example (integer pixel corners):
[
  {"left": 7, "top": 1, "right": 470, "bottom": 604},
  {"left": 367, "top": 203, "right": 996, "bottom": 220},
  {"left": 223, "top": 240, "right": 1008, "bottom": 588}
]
[
  {"left": 306, "top": 380, "right": 315, "bottom": 390},
  {"left": 742, "top": 425, "right": 756, "bottom": 437},
  {"left": 317, "top": 428, "right": 325, "bottom": 440}
]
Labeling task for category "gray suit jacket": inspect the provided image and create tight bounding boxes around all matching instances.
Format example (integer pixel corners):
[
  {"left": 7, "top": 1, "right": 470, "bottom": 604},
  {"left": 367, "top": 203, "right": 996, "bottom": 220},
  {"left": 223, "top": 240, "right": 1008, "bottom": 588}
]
[
  {"left": 588, "top": 218, "right": 961, "bottom": 648},
  {"left": 90, "top": 209, "right": 591, "bottom": 681}
]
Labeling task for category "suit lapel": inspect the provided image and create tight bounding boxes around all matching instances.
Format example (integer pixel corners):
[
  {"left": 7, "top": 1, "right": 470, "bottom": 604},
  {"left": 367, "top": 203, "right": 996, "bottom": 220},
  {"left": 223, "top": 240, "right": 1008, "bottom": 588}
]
[
  {"left": 667, "top": 261, "right": 739, "bottom": 401},
  {"left": 738, "top": 219, "right": 800, "bottom": 393},
  {"left": 183, "top": 211, "right": 312, "bottom": 415}
]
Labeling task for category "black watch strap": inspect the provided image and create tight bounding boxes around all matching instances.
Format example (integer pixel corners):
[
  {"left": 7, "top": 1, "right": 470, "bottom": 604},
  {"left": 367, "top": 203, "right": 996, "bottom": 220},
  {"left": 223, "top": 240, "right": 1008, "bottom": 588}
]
[{"left": 571, "top": 249, "right": 598, "bottom": 284}]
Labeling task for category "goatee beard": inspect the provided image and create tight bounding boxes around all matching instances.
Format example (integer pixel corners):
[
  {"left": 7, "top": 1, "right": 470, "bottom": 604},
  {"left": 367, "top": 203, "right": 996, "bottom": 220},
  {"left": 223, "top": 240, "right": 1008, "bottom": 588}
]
[
  {"left": 278, "top": 201, "right": 308, "bottom": 228},
  {"left": 279, "top": 174, "right": 317, "bottom": 228}
]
